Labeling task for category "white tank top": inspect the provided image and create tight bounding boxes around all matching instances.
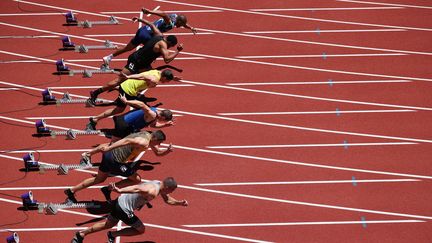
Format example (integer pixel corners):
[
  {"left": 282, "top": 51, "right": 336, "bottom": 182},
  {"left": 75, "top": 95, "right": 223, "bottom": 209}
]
[{"left": 118, "top": 180, "right": 161, "bottom": 217}]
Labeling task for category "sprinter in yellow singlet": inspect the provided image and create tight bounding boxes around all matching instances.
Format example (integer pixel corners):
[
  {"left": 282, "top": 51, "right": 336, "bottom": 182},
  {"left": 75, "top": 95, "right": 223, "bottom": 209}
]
[{"left": 86, "top": 69, "right": 180, "bottom": 131}]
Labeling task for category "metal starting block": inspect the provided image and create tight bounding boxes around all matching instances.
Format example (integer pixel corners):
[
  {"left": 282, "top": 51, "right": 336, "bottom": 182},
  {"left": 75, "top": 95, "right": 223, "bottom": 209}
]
[
  {"left": 22, "top": 152, "right": 93, "bottom": 175},
  {"left": 21, "top": 191, "right": 38, "bottom": 210},
  {"left": 40, "top": 88, "right": 111, "bottom": 107},
  {"left": 54, "top": 59, "right": 118, "bottom": 77},
  {"left": 78, "top": 16, "right": 120, "bottom": 28},
  {"left": 38, "top": 202, "right": 101, "bottom": 215},
  {"left": 75, "top": 40, "right": 118, "bottom": 53},
  {"left": 6, "top": 232, "right": 19, "bottom": 243},
  {"left": 60, "top": 36, "right": 117, "bottom": 53},
  {"left": 34, "top": 119, "right": 104, "bottom": 139}
]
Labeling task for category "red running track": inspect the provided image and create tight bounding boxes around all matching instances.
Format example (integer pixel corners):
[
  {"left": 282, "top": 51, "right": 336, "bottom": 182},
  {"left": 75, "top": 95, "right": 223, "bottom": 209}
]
[{"left": 0, "top": 0, "right": 432, "bottom": 242}]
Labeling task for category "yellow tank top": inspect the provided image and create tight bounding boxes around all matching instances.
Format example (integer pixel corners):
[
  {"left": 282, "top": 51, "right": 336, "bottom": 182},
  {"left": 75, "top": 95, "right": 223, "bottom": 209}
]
[{"left": 120, "top": 70, "right": 161, "bottom": 97}]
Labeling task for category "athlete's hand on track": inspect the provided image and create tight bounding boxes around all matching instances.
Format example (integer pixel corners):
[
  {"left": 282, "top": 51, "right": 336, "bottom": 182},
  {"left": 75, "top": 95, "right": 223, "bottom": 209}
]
[
  {"left": 132, "top": 17, "right": 139, "bottom": 22},
  {"left": 173, "top": 76, "right": 182, "bottom": 82},
  {"left": 180, "top": 200, "right": 188, "bottom": 206},
  {"left": 119, "top": 94, "right": 128, "bottom": 104},
  {"left": 141, "top": 8, "right": 150, "bottom": 14},
  {"left": 176, "top": 43, "right": 183, "bottom": 52}
]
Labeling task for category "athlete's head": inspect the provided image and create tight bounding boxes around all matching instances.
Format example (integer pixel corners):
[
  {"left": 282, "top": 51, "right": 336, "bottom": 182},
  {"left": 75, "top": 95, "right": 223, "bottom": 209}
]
[
  {"left": 162, "top": 177, "right": 177, "bottom": 194},
  {"left": 165, "top": 35, "right": 178, "bottom": 48},
  {"left": 159, "top": 109, "right": 173, "bottom": 121},
  {"left": 160, "top": 69, "right": 174, "bottom": 83},
  {"left": 175, "top": 15, "right": 187, "bottom": 27},
  {"left": 150, "top": 130, "right": 166, "bottom": 144}
]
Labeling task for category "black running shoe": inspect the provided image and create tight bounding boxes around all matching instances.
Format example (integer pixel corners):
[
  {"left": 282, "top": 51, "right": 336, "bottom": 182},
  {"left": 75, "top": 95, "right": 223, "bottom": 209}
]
[
  {"left": 71, "top": 231, "right": 84, "bottom": 243},
  {"left": 107, "top": 231, "right": 115, "bottom": 243},
  {"left": 101, "top": 186, "right": 112, "bottom": 202},
  {"left": 85, "top": 118, "right": 97, "bottom": 131},
  {"left": 64, "top": 189, "right": 78, "bottom": 203}
]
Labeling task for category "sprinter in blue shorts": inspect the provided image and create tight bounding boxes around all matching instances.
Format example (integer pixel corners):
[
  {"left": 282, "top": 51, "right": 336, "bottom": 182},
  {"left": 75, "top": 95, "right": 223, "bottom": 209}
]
[{"left": 103, "top": 7, "right": 196, "bottom": 66}]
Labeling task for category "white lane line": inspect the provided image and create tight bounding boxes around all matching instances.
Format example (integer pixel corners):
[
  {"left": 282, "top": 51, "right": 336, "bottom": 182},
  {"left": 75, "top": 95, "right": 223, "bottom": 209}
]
[
  {"left": 179, "top": 183, "right": 432, "bottom": 220},
  {"left": 337, "top": 0, "right": 432, "bottom": 10},
  {"left": 155, "top": 0, "right": 432, "bottom": 32},
  {"left": 0, "top": 227, "right": 88, "bottom": 232},
  {"left": 197, "top": 26, "right": 432, "bottom": 56},
  {"left": 244, "top": 29, "right": 406, "bottom": 34},
  {"left": 184, "top": 220, "right": 424, "bottom": 228},
  {"left": 218, "top": 109, "right": 415, "bottom": 115},
  {"left": 1, "top": 80, "right": 432, "bottom": 143},
  {"left": 2, "top": 45, "right": 430, "bottom": 111},
  {"left": 195, "top": 179, "right": 420, "bottom": 186},
  {"left": 250, "top": 7, "right": 404, "bottom": 11},
  {"left": 236, "top": 53, "right": 406, "bottom": 59},
  {"left": 12, "top": 0, "right": 132, "bottom": 21},
  {"left": 0, "top": 35, "right": 59, "bottom": 38},
  {"left": 206, "top": 142, "right": 417, "bottom": 149},
  {"left": 65, "top": 57, "right": 205, "bottom": 61},
  {"left": 179, "top": 79, "right": 432, "bottom": 111},
  {"left": 26, "top": 116, "right": 91, "bottom": 119},
  {"left": 84, "top": 32, "right": 213, "bottom": 37},
  {"left": 0, "top": 13, "right": 69, "bottom": 16},
  {"left": 148, "top": 6, "right": 161, "bottom": 17},
  {"left": 2, "top": 114, "right": 432, "bottom": 181},
  {"left": 0, "top": 88, "right": 19, "bottom": 90},
  {"left": 0, "top": 186, "right": 103, "bottom": 190},
  {"left": 100, "top": 10, "right": 223, "bottom": 14},
  {"left": 0, "top": 60, "right": 41, "bottom": 63},
  {"left": 227, "top": 80, "right": 411, "bottom": 85},
  {"left": 48, "top": 84, "right": 194, "bottom": 89},
  {"left": 2, "top": 149, "right": 432, "bottom": 220},
  {"left": 0, "top": 149, "right": 89, "bottom": 153},
  {"left": 0, "top": 197, "right": 272, "bottom": 243},
  {"left": 3, "top": 22, "right": 432, "bottom": 84}
]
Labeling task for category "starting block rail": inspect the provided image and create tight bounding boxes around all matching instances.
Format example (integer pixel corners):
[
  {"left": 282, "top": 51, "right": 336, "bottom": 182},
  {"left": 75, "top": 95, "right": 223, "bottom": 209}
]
[
  {"left": 34, "top": 119, "right": 105, "bottom": 140},
  {"left": 54, "top": 59, "right": 118, "bottom": 77},
  {"left": 40, "top": 88, "right": 113, "bottom": 107},
  {"left": 23, "top": 152, "right": 93, "bottom": 175},
  {"left": 63, "top": 11, "right": 120, "bottom": 28},
  {"left": 38, "top": 202, "right": 101, "bottom": 215},
  {"left": 60, "top": 36, "right": 117, "bottom": 53}
]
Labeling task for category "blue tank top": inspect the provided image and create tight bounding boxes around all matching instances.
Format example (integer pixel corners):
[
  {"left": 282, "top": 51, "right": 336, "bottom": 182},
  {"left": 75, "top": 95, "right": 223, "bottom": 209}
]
[
  {"left": 144, "top": 14, "right": 177, "bottom": 33},
  {"left": 123, "top": 107, "right": 157, "bottom": 131}
]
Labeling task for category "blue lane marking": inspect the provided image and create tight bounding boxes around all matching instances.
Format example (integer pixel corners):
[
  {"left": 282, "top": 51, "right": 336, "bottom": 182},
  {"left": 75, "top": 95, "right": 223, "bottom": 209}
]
[
  {"left": 322, "top": 52, "right": 327, "bottom": 59},
  {"left": 361, "top": 217, "right": 367, "bottom": 228},
  {"left": 352, "top": 176, "right": 357, "bottom": 186},
  {"left": 336, "top": 108, "right": 340, "bottom": 116},
  {"left": 316, "top": 27, "right": 320, "bottom": 35},
  {"left": 328, "top": 79, "right": 333, "bottom": 87},
  {"left": 343, "top": 140, "right": 348, "bottom": 149}
]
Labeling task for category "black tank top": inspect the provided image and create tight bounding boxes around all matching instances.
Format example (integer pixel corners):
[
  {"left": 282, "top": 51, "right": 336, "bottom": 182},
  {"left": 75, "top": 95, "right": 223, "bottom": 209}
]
[{"left": 132, "top": 35, "right": 164, "bottom": 67}]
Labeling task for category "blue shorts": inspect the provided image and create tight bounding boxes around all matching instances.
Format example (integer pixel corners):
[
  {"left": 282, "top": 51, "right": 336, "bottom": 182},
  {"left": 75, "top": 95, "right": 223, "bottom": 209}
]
[{"left": 131, "top": 26, "right": 153, "bottom": 46}]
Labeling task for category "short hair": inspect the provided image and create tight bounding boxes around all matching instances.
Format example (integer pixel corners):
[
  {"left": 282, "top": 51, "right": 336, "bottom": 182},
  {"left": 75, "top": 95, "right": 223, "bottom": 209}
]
[
  {"left": 166, "top": 35, "right": 178, "bottom": 46},
  {"left": 176, "top": 15, "right": 187, "bottom": 24},
  {"left": 160, "top": 110, "right": 173, "bottom": 121},
  {"left": 161, "top": 69, "right": 174, "bottom": 80},
  {"left": 151, "top": 130, "right": 166, "bottom": 142},
  {"left": 163, "top": 177, "right": 177, "bottom": 190}
]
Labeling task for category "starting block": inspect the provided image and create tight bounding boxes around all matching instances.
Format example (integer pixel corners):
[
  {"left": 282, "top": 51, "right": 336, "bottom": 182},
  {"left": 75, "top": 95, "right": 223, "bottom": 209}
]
[
  {"left": 38, "top": 201, "right": 101, "bottom": 215},
  {"left": 21, "top": 191, "right": 38, "bottom": 210},
  {"left": 39, "top": 88, "right": 111, "bottom": 107},
  {"left": 64, "top": 11, "right": 78, "bottom": 25},
  {"left": 22, "top": 152, "right": 93, "bottom": 175},
  {"left": 54, "top": 59, "right": 118, "bottom": 77},
  {"left": 6, "top": 232, "right": 19, "bottom": 243},
  {"left": 60, "top": 36, "right": 118, "bottom": 53},
  {"left": 34, "top": 119, "right": 104, "bottom": 140},
  {"left": 78, "top": 16, "right": 120, "bottom": 28},
  {"left": 23, "top": 152, "right": 39, "bottom": 171}
]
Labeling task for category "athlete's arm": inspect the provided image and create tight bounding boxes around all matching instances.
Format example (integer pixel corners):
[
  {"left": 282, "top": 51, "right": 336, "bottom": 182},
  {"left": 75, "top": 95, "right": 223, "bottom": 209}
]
[
  {"left": 160, "top": 42, "right": 183, "bottom": 64},
  {"left": 102, "top": 137, "right": 141, "bottom": 151},
  {"left": 141, "top": 8, "right": 171, "bottom": 25},
  {"left": 161, "top": 193, "right": 188, "bottom": 206},
  {"left": 184, "top": 23, "right": 197, "bottom": 34},
  {"left": 151, "top": 120, "right": 174, "bottom": 128}
]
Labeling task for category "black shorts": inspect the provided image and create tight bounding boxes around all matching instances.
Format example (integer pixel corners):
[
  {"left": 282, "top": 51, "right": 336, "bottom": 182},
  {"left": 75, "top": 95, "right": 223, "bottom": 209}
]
[
  {"left": 99, "top": 151, "right": 136, "bottom": 177},
  {"left": 110, "top": 200, "right": 141, "bottom": 226},
  {"left": 111, "top": 115, "right": 134, "bottom": 138},
  {"left": 125, "top": 54, "right": 152, "bottom": 74},
  {"left": 113, "top": 86, "right": 136, "bottom": 108}
]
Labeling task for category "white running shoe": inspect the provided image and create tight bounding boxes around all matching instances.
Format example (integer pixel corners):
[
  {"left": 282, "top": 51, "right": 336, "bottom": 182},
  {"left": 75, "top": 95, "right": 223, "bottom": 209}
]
[{"left": 102, "top": 54, "right": 112, "bottom": 66}]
